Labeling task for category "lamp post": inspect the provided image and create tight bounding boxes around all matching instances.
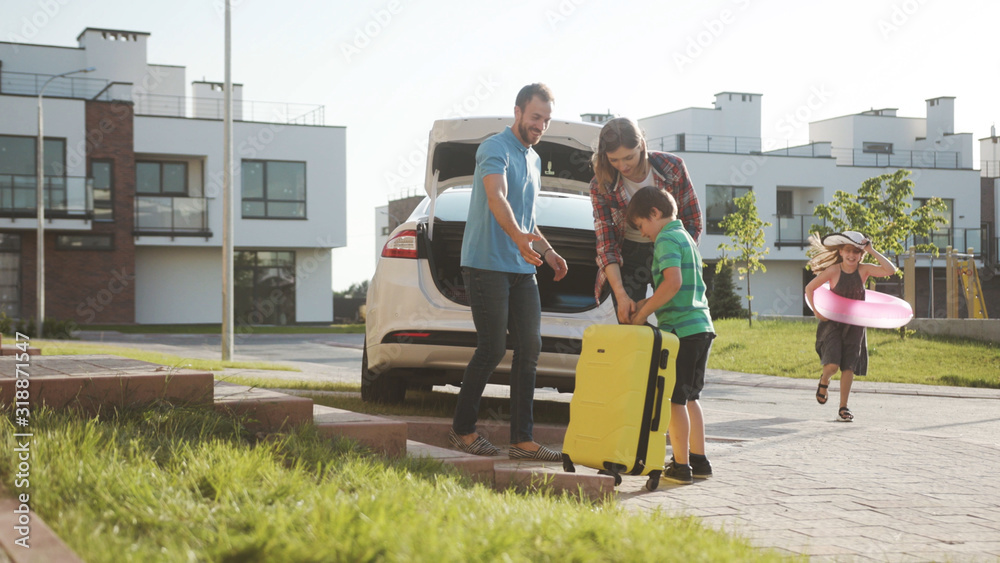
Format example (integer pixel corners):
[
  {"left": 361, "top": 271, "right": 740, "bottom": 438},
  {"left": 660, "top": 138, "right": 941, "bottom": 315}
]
[{"left": 37, "top": 67, "right": 95, "bottom": 335}]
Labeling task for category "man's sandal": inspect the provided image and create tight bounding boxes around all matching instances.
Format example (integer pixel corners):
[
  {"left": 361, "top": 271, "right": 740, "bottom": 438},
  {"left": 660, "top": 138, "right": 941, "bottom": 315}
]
[
  {"left": 837, "top": 406, "right": 854, "bottom": 422},
  {"left": 816, "top": 382, "right": 829, "bottom": 404}
]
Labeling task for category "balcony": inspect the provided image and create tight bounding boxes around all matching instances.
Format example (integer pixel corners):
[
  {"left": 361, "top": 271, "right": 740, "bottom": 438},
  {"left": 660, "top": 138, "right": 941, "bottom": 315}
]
[
  {"left": 133, "top": 93, "right": 325, "bottom": 125},
  {"left": 908, "top": 228, "right": 987, "bottom": 257},
  {"left": 134, "top": 196, "right": 211, "bottom": 238},
  {"left": 831, "top": 148, "right": 962, "bottom": 169},
  {"left": 773, "top": 214, "right": 826, "bottom": 248},
  {"left": 0, "top": 175, "right": 93, "bottom": 218},
  {"left": 0, "top": 71, "right": 113, "bottom": 100}
]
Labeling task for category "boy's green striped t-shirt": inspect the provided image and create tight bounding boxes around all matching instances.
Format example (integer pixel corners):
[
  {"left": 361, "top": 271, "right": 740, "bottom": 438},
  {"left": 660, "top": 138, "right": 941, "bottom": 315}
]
[{"left": 652, "top": 220, "right": 715, "bottom": 337}]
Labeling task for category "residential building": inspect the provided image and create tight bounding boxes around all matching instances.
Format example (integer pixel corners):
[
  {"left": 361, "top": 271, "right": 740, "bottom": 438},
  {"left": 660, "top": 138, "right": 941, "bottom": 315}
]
[
  {"left": 0, "top": 27, "right": 346, "bottom": 325},
  {"left": 639, "top": 92, "right": 990, "bottom": 318}
]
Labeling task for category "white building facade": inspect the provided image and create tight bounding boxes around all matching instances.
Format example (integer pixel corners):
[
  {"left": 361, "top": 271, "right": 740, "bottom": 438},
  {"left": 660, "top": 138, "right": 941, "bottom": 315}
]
[
  {"left": 639, "top": 92, "right": 986, "bottom": 318},
  {"left": 0, "top": 27, "right": 346, "bottom": 325}
]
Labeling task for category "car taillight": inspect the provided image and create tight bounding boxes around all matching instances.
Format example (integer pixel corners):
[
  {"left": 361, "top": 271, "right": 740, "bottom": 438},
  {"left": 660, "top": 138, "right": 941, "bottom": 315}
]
[{"left": 381, "top": 229, "right": 418, "bottom": 259}]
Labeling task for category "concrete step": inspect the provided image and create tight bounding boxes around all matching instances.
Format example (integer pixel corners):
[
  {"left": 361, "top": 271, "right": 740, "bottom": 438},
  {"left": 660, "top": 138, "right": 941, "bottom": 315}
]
[
  {"left": 0, "top": 345, "right": 41, "bottom": 356},
  {"left": 0, "top": 354, "right": 214, "bottom": 414},
  {"left": 213, "top": 381, "right": 314, "bottom": 433},
  {"left": 313, "top": 404, "right": 408, "bottom": 457},
  {"left": 403, "top": 438, "right": 615, "bottom": 501},
  {"left": 391, "top": 415, "right": 568, "bottom": 449}
]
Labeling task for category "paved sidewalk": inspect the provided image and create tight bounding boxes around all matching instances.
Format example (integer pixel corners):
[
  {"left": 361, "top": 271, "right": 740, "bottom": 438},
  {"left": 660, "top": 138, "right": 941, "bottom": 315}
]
[{"left": 618, "top": 370, "right": 1000, "bottom": 562}]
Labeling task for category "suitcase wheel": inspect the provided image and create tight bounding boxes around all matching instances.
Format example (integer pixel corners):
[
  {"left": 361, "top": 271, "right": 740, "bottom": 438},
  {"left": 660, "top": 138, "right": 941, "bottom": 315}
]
[
  {"left": 598, "top": 469, "right": 623, "bottom": 486},
  {"left": 645, "top": 470, "right": 661, "bottom": 492},
  {"left": 561, "top": 453, "right": 575, "bottom": 473}
]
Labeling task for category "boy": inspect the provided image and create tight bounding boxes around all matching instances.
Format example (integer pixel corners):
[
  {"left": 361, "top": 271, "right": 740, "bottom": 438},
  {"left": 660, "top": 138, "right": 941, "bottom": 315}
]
[{"left": 624, "top": 186, "right": 716, "bottom": 485}]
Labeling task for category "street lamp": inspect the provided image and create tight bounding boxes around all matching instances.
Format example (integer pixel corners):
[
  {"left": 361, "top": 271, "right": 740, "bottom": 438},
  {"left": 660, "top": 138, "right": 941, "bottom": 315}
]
[{"left": 37, "top": 67, "right": 95, "bottom": 335}]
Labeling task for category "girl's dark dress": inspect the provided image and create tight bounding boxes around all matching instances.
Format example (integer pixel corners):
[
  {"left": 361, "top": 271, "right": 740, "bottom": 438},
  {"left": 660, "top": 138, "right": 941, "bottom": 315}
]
[{"left": 815, "top": 266, "right": 868, "bottom": 376}]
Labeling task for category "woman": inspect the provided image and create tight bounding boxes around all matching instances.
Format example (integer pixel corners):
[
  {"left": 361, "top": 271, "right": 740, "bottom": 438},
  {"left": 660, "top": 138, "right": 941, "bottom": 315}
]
[{"left": 590, "top": 117, "right": 704, "bottom": 322}]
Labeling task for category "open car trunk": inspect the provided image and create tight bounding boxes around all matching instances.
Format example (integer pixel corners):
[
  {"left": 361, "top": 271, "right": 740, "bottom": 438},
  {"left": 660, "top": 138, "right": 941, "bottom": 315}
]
[{"left": 419, "top": 219, "right": 607, "bottom": 312}]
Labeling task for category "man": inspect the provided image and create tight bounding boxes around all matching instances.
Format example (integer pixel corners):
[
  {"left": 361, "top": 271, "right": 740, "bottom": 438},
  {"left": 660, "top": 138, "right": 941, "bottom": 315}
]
[{"left": 449, "top": 83, "right": 566, "bottom": 461}]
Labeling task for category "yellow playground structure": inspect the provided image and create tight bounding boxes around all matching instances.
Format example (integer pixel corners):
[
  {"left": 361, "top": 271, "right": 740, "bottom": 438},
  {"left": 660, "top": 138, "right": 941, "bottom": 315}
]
[{"left": 903, "top": 246, "right": 989, "bottom": 319}]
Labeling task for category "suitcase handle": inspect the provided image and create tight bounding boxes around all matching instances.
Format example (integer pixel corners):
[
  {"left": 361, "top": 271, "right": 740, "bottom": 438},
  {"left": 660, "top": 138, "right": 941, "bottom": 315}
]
[{"left": 650, "top": 375, "right": 666, "bottom": 431}]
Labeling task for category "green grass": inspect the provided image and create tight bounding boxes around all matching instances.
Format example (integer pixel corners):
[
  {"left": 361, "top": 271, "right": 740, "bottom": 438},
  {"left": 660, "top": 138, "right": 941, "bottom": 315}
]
[
  {"left": 0, "top": 406, "right": 794, "bottom": 563},
  {"left": 32, "top": 340, "right": 301, "bottom": 373},
  {"left": 79, "top": 323, "right": 366, "bottom": 334},
  {"left": 216, "top": 375, "right": 360, "bottom": 393},
  {"left": 710, "top": 319, "right": 1000, "bottom": 388}
]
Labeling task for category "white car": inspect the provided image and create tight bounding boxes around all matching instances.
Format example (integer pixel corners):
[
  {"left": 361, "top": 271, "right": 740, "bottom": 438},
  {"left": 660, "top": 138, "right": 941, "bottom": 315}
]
[{"left": 363, "top": 117, "right": 617, "bottom": 403}]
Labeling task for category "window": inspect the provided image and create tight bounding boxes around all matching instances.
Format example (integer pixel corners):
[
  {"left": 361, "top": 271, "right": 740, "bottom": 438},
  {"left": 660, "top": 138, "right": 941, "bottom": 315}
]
[
  {"left": 706, "top": 185, "right": 751, "bottom": 235},
  {"left": 0, "top": 234, "right": 20, "bottom": 317},
  {"left": 863, "top": 142, "right": 893, "bottom": 154},
  {"left": 136, "top": 161, "right": 187, "bottom": 195},
  {"left": 234, "top": 250, "right": 296, "bottom": 325},
  {"left": 0, "top": 135, "right": 67, "bottom": 211},
  {"left": 776, "top": 190, "right": 793, "bottom": 217},
  {"left": 91, "top": 160, "right": 113, "bottom": 221},
  {"left": 914, "top": 197, "right": 953, "bottom": 248},
  {"left": 241, "top": 160, "right": 306, "bottom": 219},
  {"left": 56, "top": 234, "right": 114, "bottom": 250}
]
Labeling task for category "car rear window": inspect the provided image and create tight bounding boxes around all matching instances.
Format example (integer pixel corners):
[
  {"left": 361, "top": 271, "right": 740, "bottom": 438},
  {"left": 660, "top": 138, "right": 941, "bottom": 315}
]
[{"left": 415, "top": 189, "right": 594, "bottom": 231}]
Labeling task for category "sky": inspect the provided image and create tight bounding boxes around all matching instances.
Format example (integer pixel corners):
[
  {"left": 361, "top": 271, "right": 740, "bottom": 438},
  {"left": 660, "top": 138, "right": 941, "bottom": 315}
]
[{"left": 2, "top": 0, "right": 998, "bottom": 291}]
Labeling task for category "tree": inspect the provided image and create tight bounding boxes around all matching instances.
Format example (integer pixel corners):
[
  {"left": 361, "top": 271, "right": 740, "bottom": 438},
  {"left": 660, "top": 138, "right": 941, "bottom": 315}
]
[
  {"left": 811, "top": 169, "right": 949, "bottom": 283},
  {"left": 717, "top": 191, "right": 771, "bottom": 327},
  {"left": 706, "top": 261, "right": 746, "bottom": 320},
  {"left": 335, "top": 280, "right": 370, "bottom": 299}
]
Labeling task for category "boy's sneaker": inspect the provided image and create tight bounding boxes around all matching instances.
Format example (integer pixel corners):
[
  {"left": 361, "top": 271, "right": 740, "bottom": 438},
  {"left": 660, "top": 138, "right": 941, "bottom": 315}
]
[
  {"left": 672, "top": 455, "right": 713, "bottom": 479},
  {"left": 662, "top": 461, "right": 693, "bottom": 485},
  {"left": 689, "top": 455, "right": 713, "bottom": 479}
]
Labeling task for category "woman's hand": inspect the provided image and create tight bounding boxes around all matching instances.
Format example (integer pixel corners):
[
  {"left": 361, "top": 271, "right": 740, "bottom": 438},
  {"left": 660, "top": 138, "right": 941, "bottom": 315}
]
[{"left": 615, "top": 292, "right": 635, "bottom": 323}]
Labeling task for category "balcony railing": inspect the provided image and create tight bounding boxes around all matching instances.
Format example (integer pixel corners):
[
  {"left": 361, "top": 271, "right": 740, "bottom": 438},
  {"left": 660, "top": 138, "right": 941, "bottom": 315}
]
[
  {"left": 982, "top": 160, "right": 1000, "bottom": 178},
  {"left": 133, "top": 93, "right": 325, "bottom": 125},
  {"left": 134, "top": 196, "right": 211, "bottom": 237},
  {"left": 831, "top": 148, "right": 961, "bottom": 169},
  {"left": 0, "top": 71, "right": 111, "bottom": 100},
  {"left": 773, "top": 214, "right": 826, "bottom": 247},
  {"left": 646, "top": 133, "right": 763, "bottom": 154},
  {"left": 908, "top": 228, "right": 986, "bottom": 256},
  {"left": 0, "top": 175, "right": 93, "bottom": 217}
]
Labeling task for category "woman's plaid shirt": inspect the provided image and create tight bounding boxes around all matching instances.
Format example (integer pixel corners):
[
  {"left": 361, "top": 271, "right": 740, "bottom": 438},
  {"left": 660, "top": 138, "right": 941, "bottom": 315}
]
[{"left": 589, "top": 151, "right": 703, "bottom": 303}]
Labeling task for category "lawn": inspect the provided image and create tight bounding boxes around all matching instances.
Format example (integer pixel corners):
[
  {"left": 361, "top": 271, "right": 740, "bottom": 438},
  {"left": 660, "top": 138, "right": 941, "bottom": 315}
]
[
  {"left": 30, "top": 340, "right": 300, "bottom": 373},
  {"left": 0, "top": 406, "right": 796, "bottom": 562},
  {"left": 710, "top": 319, "right": 1000, "bottom": 388}
]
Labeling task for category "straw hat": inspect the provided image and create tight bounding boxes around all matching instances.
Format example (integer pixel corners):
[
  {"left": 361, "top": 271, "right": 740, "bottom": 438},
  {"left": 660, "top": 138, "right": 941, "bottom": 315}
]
[{"left": 821, "top": 231, "right": 868, "bottom": 249}]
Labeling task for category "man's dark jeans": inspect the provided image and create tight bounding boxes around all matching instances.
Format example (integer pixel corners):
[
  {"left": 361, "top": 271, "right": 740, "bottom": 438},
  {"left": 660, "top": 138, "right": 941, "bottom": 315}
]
[{"left": 452, "top": 267, "right": 541, "bottom": 444}]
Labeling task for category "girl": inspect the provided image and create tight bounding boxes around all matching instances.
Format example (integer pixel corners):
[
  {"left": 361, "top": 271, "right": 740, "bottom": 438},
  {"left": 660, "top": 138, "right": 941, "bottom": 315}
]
[{"left": 804, "top": 231, "right": 897, "bottom": 422}]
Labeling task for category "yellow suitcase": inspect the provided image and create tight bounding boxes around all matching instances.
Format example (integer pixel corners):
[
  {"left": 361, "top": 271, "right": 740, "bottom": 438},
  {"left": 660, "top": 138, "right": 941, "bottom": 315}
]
[{"left": 561, "top": 324, "right": 678, "bottom": 491}]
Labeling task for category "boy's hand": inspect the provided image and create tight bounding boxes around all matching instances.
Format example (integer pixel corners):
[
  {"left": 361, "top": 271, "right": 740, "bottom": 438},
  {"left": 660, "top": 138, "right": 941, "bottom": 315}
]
[{"left": 627, "top": 298, "right": 649, "bottom": 325}]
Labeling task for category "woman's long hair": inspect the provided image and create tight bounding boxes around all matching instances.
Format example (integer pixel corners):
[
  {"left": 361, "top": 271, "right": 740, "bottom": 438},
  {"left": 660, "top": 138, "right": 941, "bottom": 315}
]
[
  {"left": 806, "top": 233, "right": 845, "bottom": 274},
  {"left": 592, "top": 117, "right": 648, "bottom": 194}
]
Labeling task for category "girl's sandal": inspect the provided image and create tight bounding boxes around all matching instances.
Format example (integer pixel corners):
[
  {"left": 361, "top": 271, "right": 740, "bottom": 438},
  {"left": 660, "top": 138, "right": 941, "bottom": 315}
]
[
  {"left": 816, "top": 382, "right": 829, "bottom": 404},
  {"left": 837, "top": 406, "right": 854, "bottom": 422}
]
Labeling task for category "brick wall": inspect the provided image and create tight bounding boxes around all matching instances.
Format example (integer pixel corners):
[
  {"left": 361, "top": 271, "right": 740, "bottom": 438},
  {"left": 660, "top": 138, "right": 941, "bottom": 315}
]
[{"left": 20, "top": 100, "right": 137, "bottom": 325}]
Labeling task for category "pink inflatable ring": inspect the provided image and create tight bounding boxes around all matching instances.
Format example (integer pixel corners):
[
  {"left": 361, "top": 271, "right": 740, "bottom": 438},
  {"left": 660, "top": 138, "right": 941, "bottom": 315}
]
[{"left": 807, "top": 282, "right": 913, "bottom": 329}]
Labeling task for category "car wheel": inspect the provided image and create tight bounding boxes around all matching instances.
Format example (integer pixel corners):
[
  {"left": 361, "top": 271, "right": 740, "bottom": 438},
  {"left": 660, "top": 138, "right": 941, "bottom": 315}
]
[{"left": 360, "top": 340, "right": 406, "bottom": 404}]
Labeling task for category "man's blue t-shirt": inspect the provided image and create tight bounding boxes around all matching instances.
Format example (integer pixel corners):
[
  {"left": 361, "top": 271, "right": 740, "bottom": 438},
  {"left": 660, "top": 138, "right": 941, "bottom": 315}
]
[{"left": 461, "top": 127, "right": 540, "bottom": 274}]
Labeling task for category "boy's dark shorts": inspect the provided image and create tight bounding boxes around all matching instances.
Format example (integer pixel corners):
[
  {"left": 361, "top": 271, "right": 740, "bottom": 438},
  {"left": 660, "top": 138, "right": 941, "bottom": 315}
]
[{"left": 671, "top": 332, "right": 716, "bottom": 405}]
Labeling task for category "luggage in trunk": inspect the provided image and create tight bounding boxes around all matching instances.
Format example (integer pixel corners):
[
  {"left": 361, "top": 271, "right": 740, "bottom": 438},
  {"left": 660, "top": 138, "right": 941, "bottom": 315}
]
[{"left": 561, "top": 324, "right": 678, "bottom": 491}]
